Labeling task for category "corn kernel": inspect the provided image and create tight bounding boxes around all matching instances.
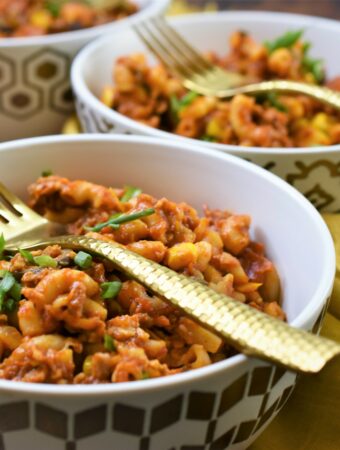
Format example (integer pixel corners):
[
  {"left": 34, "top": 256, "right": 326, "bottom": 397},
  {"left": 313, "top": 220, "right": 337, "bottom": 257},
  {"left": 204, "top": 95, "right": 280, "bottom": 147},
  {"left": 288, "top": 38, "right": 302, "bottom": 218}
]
[
  {"left": 29, "top": 10, "right": 53, "bottom": 30},
  {"left": 100, "top": 86, "right": 115, "bottom": 108},
  {"left": 165, "top": 242, "right": 198, "bottom": 271},
  {"left": 206, "top": 119, "right": 223, "bottom": 138},
  {"left": 312, "top": 112, "right": 333, "bottom": 133},
  {"left": 83, "top": 355, "right": 93, "bottom": 375}
]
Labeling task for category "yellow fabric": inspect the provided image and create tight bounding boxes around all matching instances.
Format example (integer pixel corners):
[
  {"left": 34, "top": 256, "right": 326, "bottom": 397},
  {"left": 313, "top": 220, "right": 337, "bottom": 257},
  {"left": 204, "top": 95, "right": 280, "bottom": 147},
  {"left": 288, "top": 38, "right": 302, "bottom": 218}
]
[{"left": 250, "top": 214, "right": 340, "bottom": 450}]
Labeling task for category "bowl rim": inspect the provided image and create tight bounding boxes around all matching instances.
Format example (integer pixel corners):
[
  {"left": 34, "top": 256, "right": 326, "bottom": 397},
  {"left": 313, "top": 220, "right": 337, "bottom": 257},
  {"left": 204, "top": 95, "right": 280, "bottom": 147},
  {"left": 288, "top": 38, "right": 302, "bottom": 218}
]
[
  {"left": 0, "top": 133, "right": 335, "bottom": 397},
  {"left": 71, "top": 9, "right": 340, "bottom": 155},
  {"left": 0, "top": 0, "right": 169, "bottom": 48}
]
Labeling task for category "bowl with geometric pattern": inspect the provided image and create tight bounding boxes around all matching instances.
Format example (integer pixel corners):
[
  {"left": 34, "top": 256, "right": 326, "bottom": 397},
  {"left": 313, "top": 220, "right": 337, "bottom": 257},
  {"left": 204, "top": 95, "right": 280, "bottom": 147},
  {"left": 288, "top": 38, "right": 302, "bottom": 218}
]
[
  {"left": 0, "top": 134, "right": 335, "bottom": 450},
  {"left": 71, "top": 11, "right": 340, "bottom": 213},
  {"left": 0, "top": 0, "right": 169, "bottom": 142}
]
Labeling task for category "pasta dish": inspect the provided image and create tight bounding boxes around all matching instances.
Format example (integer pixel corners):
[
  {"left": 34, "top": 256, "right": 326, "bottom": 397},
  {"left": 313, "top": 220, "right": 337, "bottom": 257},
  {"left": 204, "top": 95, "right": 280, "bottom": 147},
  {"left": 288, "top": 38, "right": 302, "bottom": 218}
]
[
  {"left": 0, "top": 175, "right": 284, "bottom": 384},
  {"left": 101, "top": 30, "right": 340, "bottom": 148}
]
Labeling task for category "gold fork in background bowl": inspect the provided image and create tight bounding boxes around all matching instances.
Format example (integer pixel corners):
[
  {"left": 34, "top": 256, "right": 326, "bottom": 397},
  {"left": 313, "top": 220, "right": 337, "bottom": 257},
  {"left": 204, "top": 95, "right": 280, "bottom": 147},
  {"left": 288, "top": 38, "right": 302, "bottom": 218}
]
[
  {"left": 134, "top": 16, "right": 340, "bottom": 110},
  {"left": 0, "top": 181, "right": 339, "bottom": 374}
]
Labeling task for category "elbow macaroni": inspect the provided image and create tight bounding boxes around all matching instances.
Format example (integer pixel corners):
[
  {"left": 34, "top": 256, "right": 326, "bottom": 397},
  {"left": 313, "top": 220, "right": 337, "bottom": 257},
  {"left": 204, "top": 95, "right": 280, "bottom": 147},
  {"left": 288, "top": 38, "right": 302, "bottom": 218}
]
[{"left": 0, "top": 175, "right": 284, "bottom": 384}]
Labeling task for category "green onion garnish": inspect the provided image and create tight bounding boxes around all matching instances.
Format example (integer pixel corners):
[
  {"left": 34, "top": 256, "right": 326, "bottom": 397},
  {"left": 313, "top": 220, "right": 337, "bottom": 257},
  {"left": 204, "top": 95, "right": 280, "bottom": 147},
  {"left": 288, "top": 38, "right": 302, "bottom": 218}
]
[
  {"left": 34, "top": 255, "right": 58, "bottom": 268},
  {"left": 86, "top": 208, "right": 155, "bottom": 232},
  {"left": 9, "top": 280, "right": 22, "bottom": 301},
  {"left": 74, "top": 251, "right": 93, "bottom": 269},
  {"left": 20, "top": 249, "right": 57, "bottom": 268},
  {"left": 179, "top": 91, "right": 199, "bottom": 108},
  {"left": 4, "top": 298, "right": 16, "bottom": 312},
  {"left": 0, "top": 271, "right": 15, "bottom": 293},
  {"left": 0, "top": 271, "right": 16, "bottom": 311},
  {"left": 170, "top": 91, "right": 199, "bottom": 122},
  {"left": 120, "top": 186, "right": 142, "bottom": 203},
  {"left": 103, "top": 334, "right": 116, "bottom": 352},
  {"left": 0, "top": 234, "right": 5, "bottom": 259},
  {"left": 201, "top": 135, "right": 217, "bottom": 142},
  {"left": 264, "top": 29, "right": 304, "bottom": 53},
  {"left": 45, "top": 1, "right": 61, "bottom": 17},
  {"left": 266, "top": 92, "right": 287, "bottom": 112},
  {"left": 20, "top": 249, "right": 35, "bottom": 264},
  {"left": 302, "top": 57, "right": 325, "bottom": 83},
  {"left": 41, "top": 169, "right": 53, "bottom": 177},
  {"left": 101, "top": 281, "right": 122, "bottom": 299},
  {"left": 141, "top": 371, "right": 150, "bottom": 380}
]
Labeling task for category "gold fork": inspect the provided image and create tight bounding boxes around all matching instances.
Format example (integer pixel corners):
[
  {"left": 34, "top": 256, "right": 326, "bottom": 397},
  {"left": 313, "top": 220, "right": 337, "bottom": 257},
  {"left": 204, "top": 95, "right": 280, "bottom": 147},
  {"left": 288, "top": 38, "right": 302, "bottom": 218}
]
[
  {"left": 0, "top": 181, "right": 339, "bottom": 374},
  {"left": 134, "top": 17, "right": 340, "bottom": 110}
]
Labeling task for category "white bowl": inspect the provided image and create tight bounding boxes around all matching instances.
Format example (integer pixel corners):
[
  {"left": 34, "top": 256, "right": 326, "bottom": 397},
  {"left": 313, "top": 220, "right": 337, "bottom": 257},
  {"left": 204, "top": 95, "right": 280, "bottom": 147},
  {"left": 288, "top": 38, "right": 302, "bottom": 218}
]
[
  {"left": 0, "top": 0, "right": 169, "bottom": 142},
  {"left": 71, "top": 11, "right": 340, "bottom": 213},
  {"left": 0, "top": 134, "right": 335, "bottom": 450}
]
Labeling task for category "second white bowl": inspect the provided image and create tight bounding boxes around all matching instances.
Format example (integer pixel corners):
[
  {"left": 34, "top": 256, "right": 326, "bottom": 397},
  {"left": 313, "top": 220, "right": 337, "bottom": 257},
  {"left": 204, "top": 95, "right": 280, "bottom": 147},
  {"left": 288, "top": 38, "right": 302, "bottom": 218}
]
[{"left": 71, "top": 11, "right": 340, "bottom": 213}]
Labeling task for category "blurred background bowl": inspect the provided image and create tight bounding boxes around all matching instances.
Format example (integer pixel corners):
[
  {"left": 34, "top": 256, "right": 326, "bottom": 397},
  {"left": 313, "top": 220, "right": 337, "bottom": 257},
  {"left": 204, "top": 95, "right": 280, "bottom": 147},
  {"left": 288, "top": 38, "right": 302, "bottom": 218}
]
[
  {"left": 0, "top": 134, "right": 335, "bottom": 450},
  {"left": 71, "top": 11, "right": 340, "bottom": 213},
  {"left": 0, "top": 0, "right": 169, "bottom": 142}
]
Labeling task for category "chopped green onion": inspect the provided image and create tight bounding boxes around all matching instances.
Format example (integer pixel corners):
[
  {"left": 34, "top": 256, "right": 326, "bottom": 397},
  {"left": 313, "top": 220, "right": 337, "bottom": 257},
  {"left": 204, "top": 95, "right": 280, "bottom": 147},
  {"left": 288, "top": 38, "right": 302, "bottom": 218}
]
[
  {"left": 264, "top": 29, "right": 304, "bottom": 53},
  {"left": 86, "top": 208, "right": 155, "bottom": 232},
  {"left": 0, "top": 271, "right": 15, "bottom": 293},
  {"left": 170, "top": 95, "right": 181, "bottom": 122},
  {"left": 20, "top": 249, "right": 35, "bottom": 264},
  {"left": 201, "top": 135, "right": 217, "bottom": 142},
  {"left": 34, "top": 255, "right": 58, "bottom": 268},
  {"left": 0, "top": 274, "right": 22, "bottom": 311},
  {"left": 120, "top": 186, "right": 142, "bottom": 203},
  {"left": 4, "top": 298, "right": 16, "bottom": 312},
  {"left": 20, "top": 249, "right": 58, "bottom": 268},
  {"left": 41, "top": 169, "right": 53, "bottom": 177},
  {"left": 0, "top": 291, "right": 4, "bottom": 311},
  {"left": 0, "top": 271, "right": 16, "bottom": 311},
  {"left": 266, "top": 92, "right": 287, "bottom": 112},
  {"left": 179, "top": 91, "right": 199, "bottom": 108},
  {"left": 302, "top": 57, "right": 325, "bottom": 83},
  {"left": 101, "top": 281, "right": 122, "bottom": 299},
  {"left": 170, "top": 91, "right": 199, "bottom": 122},
  {"left": 9, "top": 281, "right": 21, "bottom": 301},
  {"left": 104, "top": 334, "right": 116, "bottom": 352},
  {"left": 74, "top": 251, "right": 93, "bottom": 269},
  {"left": 0, "top": 234, "right": 5, "bottom": 259},
  {"left": 302, "top": 42, "right": 311, "bottom": 54},
  {"left": 45, "top": 1, "right": 61, "bottom": 17},
  {"left": 141, "top": 371, "right": 150, "bottom": 380}
]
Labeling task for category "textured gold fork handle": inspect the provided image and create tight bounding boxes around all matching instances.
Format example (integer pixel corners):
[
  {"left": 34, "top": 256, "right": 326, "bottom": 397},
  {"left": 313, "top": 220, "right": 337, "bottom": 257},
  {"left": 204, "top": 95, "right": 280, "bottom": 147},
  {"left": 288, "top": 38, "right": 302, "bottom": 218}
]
[
  {"left": 185, "top": 79, "right": 340, "bottom": 110},
  {"left": 19, "top": 235, "right": 340, "bottom": 374}
]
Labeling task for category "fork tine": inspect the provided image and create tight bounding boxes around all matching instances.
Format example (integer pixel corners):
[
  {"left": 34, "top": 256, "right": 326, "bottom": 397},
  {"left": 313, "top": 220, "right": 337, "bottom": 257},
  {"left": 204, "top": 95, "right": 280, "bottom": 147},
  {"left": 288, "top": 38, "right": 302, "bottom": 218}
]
[
  {"left": 151, "top": 16, "right": 213, "bottom": 73},
  {"left": 134, "top": 21, "right": 191, "bottom": 79},
  {"left": 0, "top": 182, "right": 41, "bottom": 221},
  {"left": 134, "top": 21, "right": 202, "bottom": 80}
]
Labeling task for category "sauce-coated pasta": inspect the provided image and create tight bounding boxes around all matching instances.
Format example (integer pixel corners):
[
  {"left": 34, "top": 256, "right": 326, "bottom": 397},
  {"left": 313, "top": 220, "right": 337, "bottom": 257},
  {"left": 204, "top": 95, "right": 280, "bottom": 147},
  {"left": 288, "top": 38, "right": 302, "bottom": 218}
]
[{"left": 0, "top": 176, "right": 284, "bottom": 384}]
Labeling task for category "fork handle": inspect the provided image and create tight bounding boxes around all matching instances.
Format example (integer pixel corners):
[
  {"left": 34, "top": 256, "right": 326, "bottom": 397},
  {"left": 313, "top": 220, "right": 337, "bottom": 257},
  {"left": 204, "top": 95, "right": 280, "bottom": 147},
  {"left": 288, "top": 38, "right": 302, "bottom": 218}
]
[
  {"left": 223, "top": 80, "right": 340, "bottom": 110},
  {"left": 19, "top": 235, "right": 340, "bottom": 373}
]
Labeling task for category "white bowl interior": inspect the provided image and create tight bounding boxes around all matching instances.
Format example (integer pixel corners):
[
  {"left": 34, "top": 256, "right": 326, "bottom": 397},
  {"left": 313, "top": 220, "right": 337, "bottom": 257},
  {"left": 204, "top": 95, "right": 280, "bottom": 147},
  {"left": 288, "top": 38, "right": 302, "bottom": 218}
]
[
  {"left": 0, "top": 135, "right": 334, "bottom": 329},
  {"left": 72, "top": 11, "right": 340, "bottom": 154}
]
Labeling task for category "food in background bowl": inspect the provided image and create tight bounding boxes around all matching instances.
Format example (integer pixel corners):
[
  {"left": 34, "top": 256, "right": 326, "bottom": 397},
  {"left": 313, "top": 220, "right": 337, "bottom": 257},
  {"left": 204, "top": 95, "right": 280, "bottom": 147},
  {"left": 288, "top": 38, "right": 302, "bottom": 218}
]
[
  {"left": 101, "top": 29, "right": 340, "bottom": 148},
  {"left": 72, "top": 12, "right": 340, "bottom": 212},
  {"left": 0, "top": 135, "right": 334, "bottom": 450},
  {"left": 0, "top": 175, "right": 284, "bottom": 384},
  {"left": 0, "top": 0, "right": 138, "bottom": 37},
  {"left": 0, "top": 0, "right": 169, "bottom": 141}
]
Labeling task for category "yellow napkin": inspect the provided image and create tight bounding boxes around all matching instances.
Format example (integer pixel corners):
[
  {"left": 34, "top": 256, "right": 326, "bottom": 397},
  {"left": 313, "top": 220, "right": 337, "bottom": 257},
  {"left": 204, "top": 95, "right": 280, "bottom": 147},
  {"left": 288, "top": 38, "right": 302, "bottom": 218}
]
[{"left": 250, "top": 214, "right": 340, "bottom": 450}]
